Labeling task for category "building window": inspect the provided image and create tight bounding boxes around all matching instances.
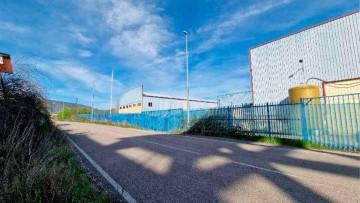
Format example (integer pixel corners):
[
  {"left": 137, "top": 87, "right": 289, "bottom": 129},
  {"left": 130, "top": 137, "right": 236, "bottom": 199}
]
[
  {"left": 133, "top": 104, "right": 136, "bottom": 107},
  {"left": 148, "top": 102, "right": 152, "bottom": 107},
  {"left": 138, "top": 103, "right": 141, "bottom": 106},
  {"left": 119, "top": 107, "right": 122, "bottom": 109},
  {"left": 126, "top": 105, "right": 128, "bottom": 108}
]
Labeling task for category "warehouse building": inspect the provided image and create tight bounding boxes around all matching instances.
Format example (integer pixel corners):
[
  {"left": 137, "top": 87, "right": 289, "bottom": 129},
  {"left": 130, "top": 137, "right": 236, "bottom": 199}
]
[
  {"left": 117, "top": 86, "right": 217, "bottom": 114},
  {"left": 250, "top": 11, "right": 360, "bottom": 104}
]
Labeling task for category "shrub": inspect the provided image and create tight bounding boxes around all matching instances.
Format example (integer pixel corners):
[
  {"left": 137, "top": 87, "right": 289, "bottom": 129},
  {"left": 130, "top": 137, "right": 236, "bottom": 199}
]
[
  {"left": 57, "top": 107, "right": 91, "bottom": 121},
  {"left": 0, "top": 68, "right": 106, "bottom": 202}
]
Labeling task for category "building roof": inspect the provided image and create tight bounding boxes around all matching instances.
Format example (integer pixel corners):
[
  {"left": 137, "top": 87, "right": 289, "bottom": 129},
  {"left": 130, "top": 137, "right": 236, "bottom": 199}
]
[
  {"left": 143, "top": 93, "right": 217, "bottom": 103},
  {"left": 250, "top": 10, "right": 359, "bottom": 50},
  {"left": 0, "top": 52, "right": 11, "bottom": 58}
]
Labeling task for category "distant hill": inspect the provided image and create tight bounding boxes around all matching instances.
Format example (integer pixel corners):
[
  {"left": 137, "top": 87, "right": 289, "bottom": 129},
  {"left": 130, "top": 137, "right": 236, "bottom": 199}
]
[{"left": 45, "top": 100, "right": 106, "bottom": 114}]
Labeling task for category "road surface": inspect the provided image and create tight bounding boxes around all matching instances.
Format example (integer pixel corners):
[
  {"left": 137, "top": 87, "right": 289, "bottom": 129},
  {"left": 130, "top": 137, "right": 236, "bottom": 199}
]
[{"left": 57, "top": 121, "right": 360, "bottom": 203}]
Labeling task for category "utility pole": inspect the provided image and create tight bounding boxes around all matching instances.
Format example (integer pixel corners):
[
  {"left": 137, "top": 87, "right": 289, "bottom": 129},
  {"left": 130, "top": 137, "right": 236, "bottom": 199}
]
[
  {"left": 62, "top": 100, "right": 64, "bottom": 120},
  {"left": 109, "top": 68, "right": 114, "bottom": 115},
  {"left": 183, "top": 31, "right": 190, "bottom": 129},
  {"left": 91, "top": 81, "right": 94, "bottom": 122}
]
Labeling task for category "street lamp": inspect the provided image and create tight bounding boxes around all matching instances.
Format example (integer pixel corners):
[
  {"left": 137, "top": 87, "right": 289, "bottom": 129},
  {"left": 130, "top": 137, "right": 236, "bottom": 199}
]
[
  {"left": 109, "top": 68, "right": 114, "bottom": 115},
  {"left": 288, "top": 59, "right": 305, "bottom": 84},
  {"left": 91, "top": 81, "right": 95, "bottom": 122},
  {"left": 183, "top": 31, "right": 190, "bottom": 129},
  {"left": 299, "top": 59, "right": 305, "bottom": 84}
]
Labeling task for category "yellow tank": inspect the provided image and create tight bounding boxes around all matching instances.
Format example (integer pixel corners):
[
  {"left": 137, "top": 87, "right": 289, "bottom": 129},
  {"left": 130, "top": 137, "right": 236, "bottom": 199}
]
[{"left": 288, "top": 84, "right": 320, "bottom": 104}]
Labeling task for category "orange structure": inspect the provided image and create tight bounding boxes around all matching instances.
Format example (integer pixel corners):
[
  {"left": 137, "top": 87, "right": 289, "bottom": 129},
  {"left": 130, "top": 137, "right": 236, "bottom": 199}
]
[{"left": 0, "top": 52, "right": 13, "bottom": 74}]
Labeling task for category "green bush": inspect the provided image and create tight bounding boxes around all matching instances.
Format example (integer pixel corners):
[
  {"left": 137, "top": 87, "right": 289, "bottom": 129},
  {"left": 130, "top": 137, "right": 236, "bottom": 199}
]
[{"left": 57, "top": 107, "right": 91, "bottom": 121}]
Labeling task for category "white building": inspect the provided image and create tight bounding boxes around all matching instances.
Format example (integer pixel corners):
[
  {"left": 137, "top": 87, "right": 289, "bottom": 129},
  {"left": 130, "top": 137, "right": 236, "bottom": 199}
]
[
  {"left": 250, "top": 11, "right": 360, "bottom": 104},
  {"left": 117, "top": 86, "right": 217, "bottom": 113}
]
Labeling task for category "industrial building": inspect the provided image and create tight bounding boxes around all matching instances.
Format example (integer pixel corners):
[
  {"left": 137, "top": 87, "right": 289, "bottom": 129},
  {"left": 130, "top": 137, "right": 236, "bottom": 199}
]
[
  {"left": 250, "top": 11, "right": 360, "bottom": 104},
  {"left": 117, "top": 86, "right": 217, "bottom": 114},
  {"left": 217, "top": 91, "right": 252, "bottom": 107}
]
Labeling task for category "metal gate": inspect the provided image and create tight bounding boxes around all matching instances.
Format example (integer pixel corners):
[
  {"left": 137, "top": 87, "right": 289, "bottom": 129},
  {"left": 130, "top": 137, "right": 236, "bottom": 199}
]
[{"left": 301, "top": 93, "right": 360, "bottom": 150}]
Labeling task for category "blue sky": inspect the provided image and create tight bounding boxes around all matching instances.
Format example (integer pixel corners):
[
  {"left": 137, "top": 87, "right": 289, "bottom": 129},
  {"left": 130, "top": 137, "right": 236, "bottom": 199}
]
[{"left": 0, "top": 0, "right": 358, "bottom": 109}]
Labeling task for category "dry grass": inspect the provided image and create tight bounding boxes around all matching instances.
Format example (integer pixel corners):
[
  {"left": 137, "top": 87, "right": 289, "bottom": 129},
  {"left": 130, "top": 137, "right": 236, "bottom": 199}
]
[{"left": 0, "top": 67, "right": 107, "bottom": 202}]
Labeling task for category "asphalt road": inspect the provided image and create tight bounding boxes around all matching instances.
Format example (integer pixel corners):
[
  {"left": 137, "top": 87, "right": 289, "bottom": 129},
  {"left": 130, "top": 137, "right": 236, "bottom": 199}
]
[{"left": 57, "top": 121, "right": 360, "bottom": 203}]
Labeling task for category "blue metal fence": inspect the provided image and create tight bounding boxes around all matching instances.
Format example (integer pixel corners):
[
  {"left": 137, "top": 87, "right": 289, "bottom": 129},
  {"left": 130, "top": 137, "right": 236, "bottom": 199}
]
[
  {"left": 78, "top": 109, "right": 210, "bottom": 132},
  {"left": 78, "top": 93, "right": 359, "bottom": 151},
  {"left": 302, "top": 93, "right": 359, "bottom": 151}
]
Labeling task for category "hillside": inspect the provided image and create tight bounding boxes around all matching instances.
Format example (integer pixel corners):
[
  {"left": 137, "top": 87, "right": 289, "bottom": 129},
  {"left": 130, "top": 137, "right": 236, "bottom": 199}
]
[{"left": 46, "top": 100, "right": 106, "bottom": 114}]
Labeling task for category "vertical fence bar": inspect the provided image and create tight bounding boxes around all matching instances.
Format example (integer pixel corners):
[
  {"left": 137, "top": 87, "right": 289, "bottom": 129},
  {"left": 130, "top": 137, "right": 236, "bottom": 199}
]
[
  {"left": 300, "top": 99, "right": 309, "bottom": 141},
  {"left": 353, "top": 94, "right": 360, "bottom": 150},
  {"left": 342, "top": 95, "right": 350, "bottom": 150},
  {"left": 266, "top": 103, "right": 271, "bottom": 136},
  {"left": 332, "top": 97, "right": 340, "bottom": 149},
  {"left": 337, "top": 96, "right": 345, "bottom": 150},
  {"left": 227, "top": 106, "right": 231, "bottom": 131}
]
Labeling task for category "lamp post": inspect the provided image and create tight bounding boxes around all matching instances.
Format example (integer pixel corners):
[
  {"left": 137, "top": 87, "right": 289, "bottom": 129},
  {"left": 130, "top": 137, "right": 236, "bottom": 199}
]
[
  {"left": 183, "top": 31, "right": 190, "bottom": 129},
  {"left": 109, "top": 68, "right": 114, "bottom": 115}
]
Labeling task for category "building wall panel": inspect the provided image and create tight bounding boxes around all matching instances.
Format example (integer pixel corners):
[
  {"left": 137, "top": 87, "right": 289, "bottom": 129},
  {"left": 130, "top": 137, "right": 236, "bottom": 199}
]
[{"left": 250, "top": 12, "right": 360, "bottom": 104}]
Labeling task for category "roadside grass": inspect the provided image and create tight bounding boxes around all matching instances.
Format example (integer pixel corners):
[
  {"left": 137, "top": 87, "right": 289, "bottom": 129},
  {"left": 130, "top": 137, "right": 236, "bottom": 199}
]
[
  {"left": 186, "top": 116, "right": 328, "bottom": 151},
  {"left": 62, "top": 117, "right": 141, "bottom": 130},
  {"left": 51, "top": 144, "right": 107, "bottom": 202},
  {"left": 1, "top": 68, "right": 108, "bottom": 202},
  {"left": 186, "top": 131, "right": 327, "bottom": 150}
]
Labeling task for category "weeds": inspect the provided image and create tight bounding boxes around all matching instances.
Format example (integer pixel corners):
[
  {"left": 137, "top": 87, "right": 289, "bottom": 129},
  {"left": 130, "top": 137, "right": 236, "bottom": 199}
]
[
  {"left": 186, "top": 116, "right": 327, "bottom": 150},
  {"left": 0, "top": 67, "right": 106, "bottom": 202}
]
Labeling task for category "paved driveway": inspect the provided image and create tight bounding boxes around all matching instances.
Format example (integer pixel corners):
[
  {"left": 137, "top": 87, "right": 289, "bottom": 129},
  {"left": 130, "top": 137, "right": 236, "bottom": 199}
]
[{"left": 57, "top": 121, "right": 360, "bottom": 203}]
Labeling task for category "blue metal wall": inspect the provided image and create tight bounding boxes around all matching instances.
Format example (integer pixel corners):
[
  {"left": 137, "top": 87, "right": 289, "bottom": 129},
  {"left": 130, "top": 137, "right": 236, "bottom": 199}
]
[
  {"left": 79, "top": 93, "right": 359, "bottom": 151},
  {"left": 79, "top": 109, "right": 209, "bottom": 132}
]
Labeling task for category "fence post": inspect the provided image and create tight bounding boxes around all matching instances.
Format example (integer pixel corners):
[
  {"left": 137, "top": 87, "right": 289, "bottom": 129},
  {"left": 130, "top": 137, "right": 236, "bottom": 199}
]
[
  {"left": 300, "top": 99, "right": 309, "bottom": 141},
  {"left": 227, "top": 106, "right": 231, "bottom": 131},
  {"left": 266, "top": 103, "right": 271, "bottom": 136}
]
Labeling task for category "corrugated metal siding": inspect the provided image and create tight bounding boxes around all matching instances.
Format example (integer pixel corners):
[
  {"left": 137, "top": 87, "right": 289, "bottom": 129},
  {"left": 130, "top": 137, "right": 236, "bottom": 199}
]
[
  {"left": 217, "top": 91, "right": 252, "bottom": 107},
  {"left": 250, "top": 12, "right": 360, "bottom": 104},
  {"left": 118, "top": 86, "right": 143, "bottom": 106},
  {"left": 142, "top": 96, "right": 217, "bottom": 111}
]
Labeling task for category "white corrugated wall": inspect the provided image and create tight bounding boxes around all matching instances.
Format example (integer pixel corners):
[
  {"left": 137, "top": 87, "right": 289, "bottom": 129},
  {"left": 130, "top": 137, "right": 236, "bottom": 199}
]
[
  {"left": 250, "top": 12, "right": 360, "bottom": 104},
  {"left": 142, "top": 96, "right": 217, "bottom": 111}
]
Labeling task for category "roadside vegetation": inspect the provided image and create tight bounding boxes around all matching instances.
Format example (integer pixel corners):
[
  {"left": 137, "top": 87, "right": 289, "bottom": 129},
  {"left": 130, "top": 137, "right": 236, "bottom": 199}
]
[
  {"left": 56, "top": 108, "right": 140, "bottom": 130},
  {"left": 57, "top": 107, "right": 326, "bottom": 150},
  {"left": 0, "top": 70, "right": 107, "bottom": 202},
  {"left": 186, "top": 116, "right": 326, "bottom": 150},
  {"left": 57, "top": 107, "right": 91, "bottom": 120}
]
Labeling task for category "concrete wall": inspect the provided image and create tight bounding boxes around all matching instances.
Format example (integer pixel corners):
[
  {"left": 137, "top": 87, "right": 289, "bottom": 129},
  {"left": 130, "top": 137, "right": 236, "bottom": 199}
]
[{"left": 250, "top": 11, "right": 360, "bottom": 104}]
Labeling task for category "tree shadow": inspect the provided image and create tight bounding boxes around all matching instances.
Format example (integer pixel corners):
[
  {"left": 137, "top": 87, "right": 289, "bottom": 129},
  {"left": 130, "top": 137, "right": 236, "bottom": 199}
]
[{"left": 60, "top": 127, "right": 360, "bottom": 203}]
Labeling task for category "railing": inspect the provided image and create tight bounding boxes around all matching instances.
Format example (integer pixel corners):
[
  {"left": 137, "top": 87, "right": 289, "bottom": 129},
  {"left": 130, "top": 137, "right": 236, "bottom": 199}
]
[
  {"left": 302, "top": 93, "right": 359, "bottom": 151},
  {"left": 205, "top": 103, "right": 302, "bottom": 139},
  {"left": 78, "top": 93, "right": 360, "bottom": 151}
]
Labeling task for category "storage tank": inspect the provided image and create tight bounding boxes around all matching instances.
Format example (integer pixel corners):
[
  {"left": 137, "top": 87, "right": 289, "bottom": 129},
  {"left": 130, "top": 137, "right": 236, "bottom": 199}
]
[{"left": 288, "top": 84, "right": 320, "bottom": 104}]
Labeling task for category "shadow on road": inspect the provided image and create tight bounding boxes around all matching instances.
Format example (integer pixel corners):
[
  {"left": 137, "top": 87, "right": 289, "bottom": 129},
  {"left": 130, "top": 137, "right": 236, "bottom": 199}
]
[{"left": 61, "top": 127, "right": 359, "bottom": 202}]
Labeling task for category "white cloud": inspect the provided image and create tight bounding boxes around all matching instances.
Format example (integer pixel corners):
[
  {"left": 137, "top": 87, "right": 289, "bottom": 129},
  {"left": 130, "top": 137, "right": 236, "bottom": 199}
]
[
  {"left": 0, "top": 21, "right": 32, "bottom": 34},
  {"left": 67, "top": 25, "right": 95, "bottom": 46},
  {"left": 105, "top": 0, "right": 173, "bottom": 60},
  {"left": 196, "top": 0, "right": 293, "bottom": 53},
  {"left": 78, "top": 50, "right": 93, "bottom": 58},
  {"left": 37, "top": 59, "right": 123, "bottom": 94}
]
